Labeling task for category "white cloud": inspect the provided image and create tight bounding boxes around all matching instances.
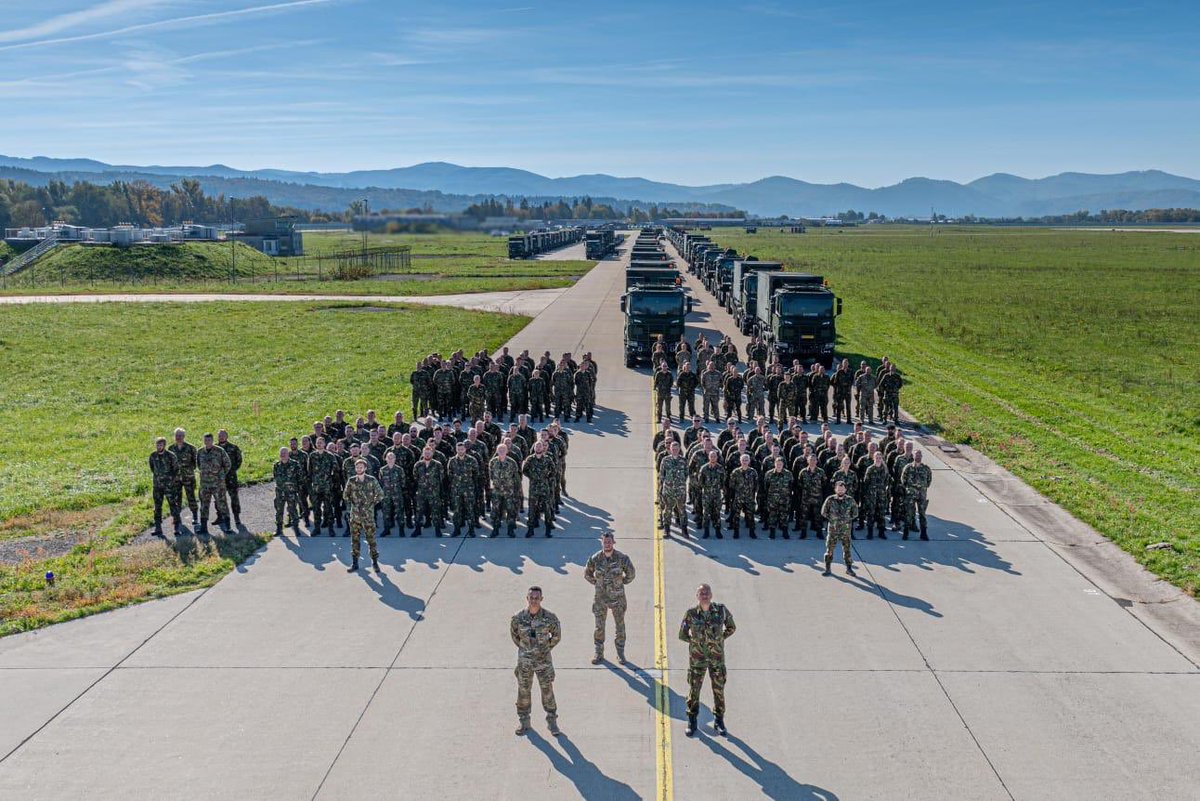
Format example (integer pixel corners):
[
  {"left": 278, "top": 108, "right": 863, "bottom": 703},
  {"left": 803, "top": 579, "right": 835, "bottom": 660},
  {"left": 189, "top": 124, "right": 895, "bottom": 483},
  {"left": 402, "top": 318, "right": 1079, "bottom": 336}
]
[{"left": 0, "top": 0, "right": 173, "bottom": 44}]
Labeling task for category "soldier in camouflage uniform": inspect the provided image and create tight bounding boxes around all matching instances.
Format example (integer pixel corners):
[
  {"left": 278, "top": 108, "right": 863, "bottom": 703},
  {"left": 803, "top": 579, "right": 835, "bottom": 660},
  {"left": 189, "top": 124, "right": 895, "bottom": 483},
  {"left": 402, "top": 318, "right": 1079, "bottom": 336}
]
[
  {"left": 511, "top": 586, "right": 562, "bottom": 736},
  {"left": 889, "top": 441, "right": 915, "bottom": 530},
  {"left": 830, "top": 358, "right": 854, "bottom": 425},
  {"left": 447, "top": 441, "right": 480, "bottom": 536},
  {"left": 744, "top": 366, "right": 767, "bottom": 420},
  {"left": 378, "top": 451, "right": 406, "bottom": 537},
  {"left": 900, "top": 449, "right": 933, "bottom": 540},
  {"left": 410, "top": 359, "right": 432, "bottom": 419},
  {"left": 679, "top": 583, "right": 736, "bottom": 737},
  {"left": 465, "top": 374, "right": 487, "bottom": 422},
  {"left": 216, "top": 430, "right": 243, "bottom": 528},
  {"left": 700, "top": 361, "right": 722, "bottom": 423},
  {"left": 727, "top": 453, "right": 759, "bottom": 539},
  {"left": 432, "top": 361, "right": 456, "bottom": 419},
  {"left": 272, "top": 447, "right": 302, "bottom": 536},
  {"left": 585, "top": 533, "right": 636, "bottom": 664},
  {"left": 522, "top": 441, "right": 557, "bottom": 537},
  {"left": 528, "top": 369, "right": 548, "bottom": 423},
  {"left": 697, "top": 450, "right": 727, "bottom": 539},
  {"left": 169, "top": 428, "right": 199, "bottom": 528},
  {"left": 777, "top": 372, "right": 797, "bottom": 429},
  {"left": 148, "top": 437, "right": 181, "bottom": 536},
  {"left": 808, "top": 364, "right": 830, "bottom": 424},
  {"left": 861, "top": 451, "right": 890, "bottom": 540},
  {"left": 483, "top": 362, "right": 505, "bottom": 417},
  {"left": 489, "top": 443, "right": 522, "bottom": 537},
  {"left": 821, "top": 480, "right": 860, "bottom": 576},
  {"left": 653, "top": 363, "right": 674, "bottom": 422},
  {"left": 507, "top": 368, "right": 529, "bottom": 423},
  {"left": 551, "top": 362, "right": 575, "bottom": 420},
  {"left": 308, "top": 438, "right": 338, "bottom": 535},
  {"left": 763, "top": 456, "right": 793, "bottom": 540},
  {"left": 796, "top": 454, "right": 825, "bottom": 539},
  {"left": 343, "top": 458, "right": 384, "bottom": 572},
  {"left": 196, "top": 433, "right": 232, "bottom": 535},
  {"left": 722, "top": 364, "right": 744, "bottom": 423},
  {"left": 853, "top": 364, "right": 877, "bottom": 423},
  {"left": 573, "top": 359, "right": 597, "bottom": 423},
  {"left": 658, "top": 439, "right": 689, "bottom": 537},
  {"left": 676, "top": 361, "right": 698, "bottom": 420},
  {"left": 412, "top": 447, "right": 445, "bottom": 536},
  {"left": 878, "top": 364, "right": 903, "bottom": 424}
]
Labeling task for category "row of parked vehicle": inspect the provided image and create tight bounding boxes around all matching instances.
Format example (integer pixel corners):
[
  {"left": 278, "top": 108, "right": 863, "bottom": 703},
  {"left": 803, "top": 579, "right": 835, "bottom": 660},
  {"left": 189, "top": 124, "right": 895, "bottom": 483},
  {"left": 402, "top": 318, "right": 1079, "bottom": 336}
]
[
  {"left": 507, "top": 227, "right": 586, "bottom": 259},
  {"left": 665, "top": 227, "right": 843, "bottom": 368},
  {"left": 620, "top": 227, "right": 691, "bottom": 368}
]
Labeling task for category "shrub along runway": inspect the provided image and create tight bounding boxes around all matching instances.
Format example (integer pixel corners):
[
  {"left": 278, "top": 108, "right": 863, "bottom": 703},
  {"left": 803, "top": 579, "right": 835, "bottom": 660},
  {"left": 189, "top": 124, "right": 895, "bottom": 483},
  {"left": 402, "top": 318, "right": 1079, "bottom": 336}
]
[{"left": 0, "top": 234, "right": 1197, "bottom": 800}]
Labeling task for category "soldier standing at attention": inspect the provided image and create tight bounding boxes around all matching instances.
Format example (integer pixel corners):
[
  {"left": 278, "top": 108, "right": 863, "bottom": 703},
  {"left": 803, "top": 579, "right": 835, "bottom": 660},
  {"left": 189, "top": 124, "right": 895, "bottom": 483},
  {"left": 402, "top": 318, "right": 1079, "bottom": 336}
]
[
  {"left": 698, "top": 449, "right": 727, "bottom": 539},
  {"left": 378, "top": 451, "right": 405, "bottom": 537},
  {"left": 831, "top": 358, "right": 853, "bottom": 425},
  {"left": 196, "top": 433, "right": 232, "bottom": 535},
  {"left": 900, "top": 449, "right": 933, "bottom": 540},
  {"left": 585, "top": 533, "right": 636, "bottom": 665},
  {"left": 344, "top": 458, "right": 384, "bottom": 573},
  {"left": 412, "top": 447, "right": 445, "bottom": 537},
  {"left": 522, "top": 440, "right": 557, "bottom": 537},
  {"left": 488, "top": 443, "right": 522, "bottom": 537},
  {"left": 148, "top": 437, "right": 181, "bottom": 537},
  {"left": 821, "top": 480, "right": 860, "bottom": 576},
  {"left": 763, "top": 456, "right": 793, "bottom": 540},
  {"left": 728, "top": 453, "right": 759, "bottom": 539},
  {"left": 653, "top": 362, "right": 674, "bottom": 423},
  {"left": 272, "top": 447, "right": 301, "bottom": 536},
  {"left": 511, "top": 586, "right": 562, "bottom": 737},
  {"left": 700, "top": 360, "right": 722, "bottom": 423},
  {"left": 214, "top": 430, "right": 243, "bottom": 528},
  {"left": 658, "top": 439, "right": 689, "bottom": 538},
  {"left": 169, "top": 427, "right": 199, "bottom": 529},
  {"left": 680, "top": 583, "right": 736, "bottom": 737},
  {"left": 853, "top": 364, "right": 877, "bottom": 424},
  {"left": 308, "top": 437, "right": 338, "bottom": 536},
  {"left": 447, "top": 441, "right": 480, "bottom": 537},
  {"left": 676, "top": 361, "right": 698, "bottom": 420}
]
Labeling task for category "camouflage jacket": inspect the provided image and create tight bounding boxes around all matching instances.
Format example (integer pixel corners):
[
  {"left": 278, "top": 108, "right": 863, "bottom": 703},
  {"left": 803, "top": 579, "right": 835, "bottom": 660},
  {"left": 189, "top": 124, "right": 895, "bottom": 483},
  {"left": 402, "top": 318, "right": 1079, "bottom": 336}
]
[
  {"left": 379, "top": 464, "right": 406, "bottom": 497},
  {"left": 764, "top": 468, "right": 793, "bottom": 504},
  {"left": 853, "top": 372, "right": 877, "bottom": 396},
  {"left": 653, "top": 371, "right": 673, "bottom": 395},
  {"left": 745, "top": 373, "right": 767, "bottom": 399},
  {"left": 862, "top": 463, "right": 890, "bottom": 499},
  {"left": 168, "top": 441, "right": 197, "bottom": 477},
  {"left": 798, "top": 466, "right": 826, "bottom": 503},
  {"left": 218, "top": 441, "right": 243, "bottom": 479},
  {"left": 659, "top": 454, "right": 688, "bottom": 496},
  {"left": 676, "top": 370, "right": 698, "bottom": 394},
  {"left": 343, "top": 475, "right": 384, "bottom": 518},
  {"left": 196, "top": 445, "right": 230, "bottom": 487},
  {"left": 831, "top": 468, "right": 858, "bottom": 497},
  {"left": 447, "top": 454, "right": 479, "bottom": 492},
  {"left": 272, "top": 459, "right": 301, "bottom": 492},
  {"left": 522, "top": 453, "right": 557, "bottom": 496},
  {"left": 148, "top": 449, "right": 179, "bottom": 488},
  {"left": 728, "top": 466, "right": 758, "bottom": 503},
  {"left": 901, "top": 462, "right": 933, "bottom": 496},
  {"left": 700, "top": 369, "right": 723, "bottom": 395},
  {"left": 878, "top": 372, "right": 903, "bottom": 396},
  {"left": 585, "top": 550, "right": 636, "bottom": 603},
  {"left": 308, "top": 450, "right": 338, "bottom": 492},
  {"left": 678, "top": 603, "right": 736, "bottom": 663},
  {"left": 507, "top": 371, "right": 528, "bottom": 399},
  {"left": 489, "top": 455, "right": 522, "bottom": 496},
  {"left": 413, "top": 459, "right": 445, "bottom": 497},
  {"left": 809, "top": 373, "right": 831, "bottom": 397},
  {"left": 510, "top": 608, "right": 561, "bottom": 664},
  {"left": 697, "top": 462, "right": 726, "bottom": 499},
  {"left": 821, "top": 494, "right": 860, "bottom": 529}
]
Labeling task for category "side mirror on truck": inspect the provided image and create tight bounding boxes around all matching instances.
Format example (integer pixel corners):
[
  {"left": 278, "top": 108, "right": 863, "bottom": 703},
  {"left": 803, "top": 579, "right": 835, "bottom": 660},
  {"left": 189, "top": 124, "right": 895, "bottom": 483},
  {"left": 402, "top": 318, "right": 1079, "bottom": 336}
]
[
  {"left": 836, "top": 297, "right": 843, "bottom": 316},
  {"left": 619, "top": 296, "right": 627, "bottom": 312}
]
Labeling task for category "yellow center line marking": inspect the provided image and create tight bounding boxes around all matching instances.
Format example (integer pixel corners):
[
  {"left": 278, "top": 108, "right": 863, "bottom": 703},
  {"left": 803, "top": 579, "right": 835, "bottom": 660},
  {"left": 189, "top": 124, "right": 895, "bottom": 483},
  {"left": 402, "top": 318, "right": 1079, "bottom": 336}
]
[{"left": 651, "top": 392, "right": 674, "bottom": 801}]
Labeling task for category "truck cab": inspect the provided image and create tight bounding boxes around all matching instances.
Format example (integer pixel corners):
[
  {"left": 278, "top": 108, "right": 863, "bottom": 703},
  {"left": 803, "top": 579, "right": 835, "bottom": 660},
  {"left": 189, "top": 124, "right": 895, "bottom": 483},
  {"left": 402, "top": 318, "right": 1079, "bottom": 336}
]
[
  {"left": 730, "top": 259, "right": 781, "bottom": 332},
  {"left": 619, "top": 287, "right": 693, "bottom": 367},
  {"left": 754, "top": 273, "right": 843, "bottom": 368}
]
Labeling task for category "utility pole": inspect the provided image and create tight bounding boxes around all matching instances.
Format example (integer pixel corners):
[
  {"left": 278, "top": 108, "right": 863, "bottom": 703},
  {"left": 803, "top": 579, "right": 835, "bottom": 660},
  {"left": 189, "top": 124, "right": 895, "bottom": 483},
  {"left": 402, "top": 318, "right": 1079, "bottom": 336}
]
[{"left": 362, "top": 198, "right": 369, "bottom": 263}]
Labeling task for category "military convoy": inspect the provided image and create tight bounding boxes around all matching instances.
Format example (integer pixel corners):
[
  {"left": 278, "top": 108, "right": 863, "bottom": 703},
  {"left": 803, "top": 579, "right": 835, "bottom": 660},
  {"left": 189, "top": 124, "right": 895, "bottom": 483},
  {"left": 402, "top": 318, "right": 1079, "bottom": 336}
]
[
  {"left": 585, "top": 226, "right": 622, "bottom": 260},
  {"left": 665, "top": 226, "right": 843, "bottom": 368},
  {"left": 621, "top": 227, "right": 692, "bottom": 367},
  {"left": 507, "top": 227, "right": 584, "bottom": 259}
]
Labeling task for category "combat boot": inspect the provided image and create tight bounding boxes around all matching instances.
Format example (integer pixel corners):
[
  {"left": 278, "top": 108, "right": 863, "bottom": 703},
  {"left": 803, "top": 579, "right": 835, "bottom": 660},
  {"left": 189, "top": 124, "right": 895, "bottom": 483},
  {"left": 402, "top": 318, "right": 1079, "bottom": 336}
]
[
  {"left": 616, "top": 644, "right": 627, "bottom": 665},
  {"left": 714, "top": 524, "right": 723, "bottom": 540},
  {"left": 275, "top": 521, "right": 283, "bottom": 537},
  {"left": 451, "top": 526, "right": 461, "bottom": 537},
  {"left": 748, "top": 525, "right": 757, "bottom": 539},
  {"left": 198, "top": 518, "right": 209, "bottom": 536},
  {"left": 702, "top": 524, "right": 710, "bottom": 539},
  {"left": 380, "top": 525, "right": 391, "bottom": 538},
  {"left": 782, "top": 528, "right": 790, "bottom": 540},
  {"left": 822, "top": 556, "right": 832, "bottom": 576},
  {"left": 234, "top": 513, "right": 242, "bottom": 528},
  {"left": 592, "top": 643, "right": 604, "bottom": 665},
  {"left": 347, "top": 558, "right": 359, "bottom": 573},
  {"left": 686, "top": 715, "right": 698, "bottom": 737},
  {"left": 731, "top": 522, "right": 740, "bottom": 539},
  {"left": 769, "top": 527, "right": 776, "bottom": 539},
  {"left": 153, "top": 522, "right": 164, "bottom": 538},
  {"left": 544, "top": 520, "right": 553, "bottom": 538},
  {"left": 866, "top": 525, "right": 875, "bottom": 540},
  {"left": 191, "top": 512, "right": 199, "bottom": 529},
  {"left": 680, "top": 521, "right": 689, "bottom": 539},
  {"left": 846, "top": 563, "right": 856, "bottom": 576},
  {"left": 467, "top": 524, "right": 477, "bottom": 538},
  {"left": 713, "top": 715, "right": 728, "bottom": 736},
  {"left": 372, "top": 558, "right": 380, "bottom": 573},
  {"left": 515, "top": 716, "right": 531, "bottom": 736},
  {"left": 920, "top": 523, "right": 929, "bottom": 541},
  {"left": 172, "top": 518, "right": 182, "bottom": 536},
  {"left": 798, "top": 524, "right": 808, "bottom": 540},
  {"left": 546, "top": 715, "right": 562, "bottom": 737},
  {"left": 902, "top": 525, "right": 910, "bottom": 540},
  {"left": 507, "top": 522, "right": 517, "bottom": 538}
]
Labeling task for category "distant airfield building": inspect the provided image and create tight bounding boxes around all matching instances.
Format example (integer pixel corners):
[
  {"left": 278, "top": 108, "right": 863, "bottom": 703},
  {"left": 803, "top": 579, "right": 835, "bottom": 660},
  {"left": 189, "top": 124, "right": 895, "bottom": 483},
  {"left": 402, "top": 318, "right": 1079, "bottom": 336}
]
[
  {"left": 4, "top": 221, "right": 221, "bottom": 247},
  {"left": 229, "top": 216, "right": 304, "bottom": 256}
]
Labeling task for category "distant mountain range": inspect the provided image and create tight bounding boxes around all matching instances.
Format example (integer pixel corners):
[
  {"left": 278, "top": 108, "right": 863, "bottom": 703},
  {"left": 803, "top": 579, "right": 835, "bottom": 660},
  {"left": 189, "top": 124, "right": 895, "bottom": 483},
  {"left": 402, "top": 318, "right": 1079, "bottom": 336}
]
[{"left": 2, "top": 154, "right": 1198, "bottom": 218}]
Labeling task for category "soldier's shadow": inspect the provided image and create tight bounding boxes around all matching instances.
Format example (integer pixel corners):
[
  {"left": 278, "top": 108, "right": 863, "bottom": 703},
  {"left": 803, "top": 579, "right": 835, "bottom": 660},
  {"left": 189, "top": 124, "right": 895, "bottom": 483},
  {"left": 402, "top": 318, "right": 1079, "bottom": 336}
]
[
  {"left": 525, "top": 731, "right": 639, "bottom": 801},
  {"left": 696, "top": 732, "right": 841, "bottom": 801},
  {"left": 576, "top": 405, "right": 631, "bottom": 438}
]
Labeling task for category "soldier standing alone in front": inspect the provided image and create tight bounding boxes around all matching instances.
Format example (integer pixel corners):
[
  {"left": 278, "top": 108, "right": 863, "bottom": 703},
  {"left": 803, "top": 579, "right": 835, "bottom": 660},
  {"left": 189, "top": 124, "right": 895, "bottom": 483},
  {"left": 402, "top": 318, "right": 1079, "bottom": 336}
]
[
  {"left": 679, "top": 583, "right": 736, "bottom": 737},
  {"left": 344, "top": 458, "right": 383, "bottom": 573},
  {"left": 821, "top": 480, "right": 860, "bottom": 576},
  {"left": 585, "top": 533, "right": 636, "bottom": 665},
  {"left": 511, "top": 586, "right": 562, "bottom": 737}
]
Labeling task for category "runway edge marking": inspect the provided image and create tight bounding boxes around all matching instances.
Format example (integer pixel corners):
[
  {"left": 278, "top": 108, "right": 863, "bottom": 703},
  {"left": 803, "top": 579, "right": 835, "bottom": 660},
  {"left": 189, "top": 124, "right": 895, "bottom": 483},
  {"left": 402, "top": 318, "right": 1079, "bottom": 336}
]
[{"left": 651, "top": 392, "right": 674, "bottom": 801}]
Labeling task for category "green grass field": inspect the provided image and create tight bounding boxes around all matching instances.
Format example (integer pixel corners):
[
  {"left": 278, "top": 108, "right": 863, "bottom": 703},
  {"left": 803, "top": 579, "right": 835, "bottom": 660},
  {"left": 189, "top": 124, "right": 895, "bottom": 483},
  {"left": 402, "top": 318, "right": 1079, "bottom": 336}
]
[
  {"left": 0, "top": 232, "right": 591, "bottom": 294},
  {"left": 0, "top": 300, "right": 530, "bottom": 633},
  {"left": 708, "top": 225, "right": 1200, "bottom": 595}
]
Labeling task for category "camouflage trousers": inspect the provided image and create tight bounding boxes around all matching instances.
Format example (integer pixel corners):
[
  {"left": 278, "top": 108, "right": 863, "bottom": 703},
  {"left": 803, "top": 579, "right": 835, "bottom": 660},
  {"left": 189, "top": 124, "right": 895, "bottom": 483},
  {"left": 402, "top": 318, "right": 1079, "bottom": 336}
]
[
  {"left": 856, "top": 392, "right": 874, "bottom": 422},
  {"left": 436, "top": 389, "right": 453, "bottom": 417},
  {"left": 593, "top": 597, "right": 627, "bottom": 647},
  {"left": 528, "top": 491, "right": 555, "bottom": 526},
  {"left": 152, "top": 483, "right": 181, "bottom": 525},
  {"left": 764, "top": 498, "right": 789, "bottom": 530},
  {"left": 676, "top": 391, "right": 695, "bottom": 419},
  {"left": 906, "top": 490, "right": 929, "bottom": 530},
  {"left": 702, "top": 391, "right": 720, "bottom": 421},
  {"left": 381, "top": 494, "right": 404, "bottom": 530},
  {"left": 796, "top": 498, "right": 822, "bottom": 532},
  {"left": 746, "top": 393, "right": 765, "bottom": 419},
  {"left": 700, "top": 493, "right": 724, "bottom": 528},
  {"left": 686, "top": 659, "right": 727, "bottom": 717},
  {"left": 861, "top": 492, "right": 887, "bottom": 528},
  {"left": 310, "top": 489, "right": 335, "bottom": 529},
  {"left": 884, "top": 392, "right": 900, "bottom": 423},
  {"left": 728, "top": 497, "right": 755, "bottom": 528},
  {"left": 833, "top": 392, "right": 851, "bottom": 421},
  {"left": 808, "top": 394, "right": 828, "bottom": 423},
  {"left": 175, "top": 475, "right": 198, "bottom": 514},
  {"left": 554, "top": 391, "right": 573, "bottom": 420},
  {"left": 660, "top": 489, "right": 686, "bottom": 526},
  {"left": 825, "top": 524, "right": 853, "bottom": 566},
  {"left": 449, "top": 487, "right": 475, "bottom": 529},
  {"left": 515, "top": 659, "right": 557, "bottom": 719},
  {"left": 415, "top": 493, "right": 444, "bottom": 528},
  {"left": 723, "top": 393, "right": 742, "bottom": 421},
  {"left": 225, "top": 476, "right": 241, "bottom": 518},
  {"left": 349, "top": 514, "right": 378, "bottom": 561},
  {"left": 491, "top": 493, "right": 520, "bottom": 525},
  {"left": 274, "top": 488, "right": 299, "bottom": 526},
  {"left": 655, "top": 391, "right": 671, "bottom": 421},
  {"left": 199, "top": 482, "right": 229, "bottom": 523}
]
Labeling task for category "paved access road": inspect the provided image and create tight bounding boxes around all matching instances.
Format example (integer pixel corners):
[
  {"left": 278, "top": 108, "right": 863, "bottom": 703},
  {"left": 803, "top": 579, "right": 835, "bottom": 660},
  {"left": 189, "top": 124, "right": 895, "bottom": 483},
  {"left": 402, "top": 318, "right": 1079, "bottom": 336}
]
[{"left": 0, "top": 235, "right": 1197, "bottom": 801}]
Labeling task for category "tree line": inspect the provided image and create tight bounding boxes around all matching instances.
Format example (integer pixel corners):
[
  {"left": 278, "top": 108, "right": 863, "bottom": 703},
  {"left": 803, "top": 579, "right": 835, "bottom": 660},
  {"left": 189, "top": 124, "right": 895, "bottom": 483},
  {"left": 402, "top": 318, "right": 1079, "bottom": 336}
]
[{"left": 462, "top": 196, "right": 745, "bottom": 223}]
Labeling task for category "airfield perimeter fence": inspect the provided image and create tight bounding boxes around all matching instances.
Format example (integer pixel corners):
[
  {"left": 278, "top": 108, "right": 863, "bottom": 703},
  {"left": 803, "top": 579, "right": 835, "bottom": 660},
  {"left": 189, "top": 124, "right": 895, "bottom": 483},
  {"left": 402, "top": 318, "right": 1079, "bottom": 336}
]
[{"left": 0, "top": 243, "right": 414, "bottom": 290}]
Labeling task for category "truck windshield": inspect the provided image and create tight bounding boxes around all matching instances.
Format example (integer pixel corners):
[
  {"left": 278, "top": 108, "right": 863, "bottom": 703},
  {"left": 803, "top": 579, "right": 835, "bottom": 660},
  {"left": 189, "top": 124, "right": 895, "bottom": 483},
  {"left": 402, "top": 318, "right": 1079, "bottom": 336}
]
[
  {"left": 778, "top": 294, "right": 833, "bottom": 317},
  {"left": 629, "top": 294, "right": 684, "bottom": 316}
]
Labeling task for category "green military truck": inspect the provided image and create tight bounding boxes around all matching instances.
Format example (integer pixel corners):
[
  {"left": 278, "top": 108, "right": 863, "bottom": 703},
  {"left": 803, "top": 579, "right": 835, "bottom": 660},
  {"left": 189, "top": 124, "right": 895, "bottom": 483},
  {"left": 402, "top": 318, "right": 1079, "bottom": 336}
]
[
  {"left": 753, "top": 272, "right": 842, "bottom": 367},
  {"left": 729, "top": 259, "right": 782, "bottom": 332},
  {"left": 620, "top": 286, "right": 692, "bottom": 367}
]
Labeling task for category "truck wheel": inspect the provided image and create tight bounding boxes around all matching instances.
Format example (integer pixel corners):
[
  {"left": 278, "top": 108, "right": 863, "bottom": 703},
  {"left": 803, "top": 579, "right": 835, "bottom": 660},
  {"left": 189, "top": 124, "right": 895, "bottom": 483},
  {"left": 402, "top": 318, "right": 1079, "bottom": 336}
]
[{"left": 625, "top": 354, "right": 637, "bottom": 368}]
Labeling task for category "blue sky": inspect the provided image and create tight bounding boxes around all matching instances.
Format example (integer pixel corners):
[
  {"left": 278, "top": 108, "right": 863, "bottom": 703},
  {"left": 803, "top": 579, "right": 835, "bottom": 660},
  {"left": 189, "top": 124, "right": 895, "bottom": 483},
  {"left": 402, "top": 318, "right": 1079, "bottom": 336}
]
[{"left": 0, "top": 0, "right": 1197, "bottom": 186}]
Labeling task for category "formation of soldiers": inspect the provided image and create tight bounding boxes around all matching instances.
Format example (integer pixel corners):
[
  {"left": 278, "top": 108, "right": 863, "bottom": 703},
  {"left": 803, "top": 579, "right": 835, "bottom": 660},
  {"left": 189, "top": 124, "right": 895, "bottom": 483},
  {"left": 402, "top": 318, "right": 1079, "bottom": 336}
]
[
  {"left": 410, "top": 347, "right": 599, "bottom": 424},
  {"left": 651, "top": 333, "right": 903, "bottom": 426},
  {"left": 510, "top": 537, "right": 736, "bottom": 740},
  {"left": 655, "top": 410, "right": 934, "bottom": 573},
  {"left": 268, "top": 409, "right": 574, "bottom": 572},
  {"left": 147, "top": 428, "right": 243, "bottom": 537}
]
